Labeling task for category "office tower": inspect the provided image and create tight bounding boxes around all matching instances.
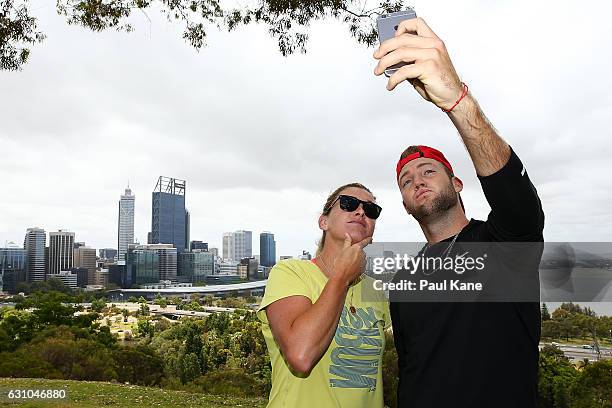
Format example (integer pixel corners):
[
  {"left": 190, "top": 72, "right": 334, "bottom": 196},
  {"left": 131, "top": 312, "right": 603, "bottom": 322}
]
[
  {"left": 260, "top": 232, "right": 276, "bottom": 267},
  {"left": 222, "top": 232, "right": 234, "bottom": 261},
  {"left": 151, "top": 177, "right": 189, "bottom": 252},
  {"left": 209, "top": 247, "right": 219, "bottom": 258},
  {"left": 178, "top": 250, "right": 214, "bottom": 283},
  {"left": 52, "top": 271, "right": 78, "bottom": 288},
  {"left": 118, "top": 185, "right": 135, "bottom": 264},
  {"left": 99, "top": 248, "right": 118, "bottom": 261},
  {"left": 73, "top": 245, "right": 97, "bottom": 285},
  {"left": 126, "top": 243, "right": 177, "bottom": 285},
  {"left": 238, "top": 257, "right": 259, "bottom": 281},
  {"left": 24, "top": 227, "right": 46, "bottom": 282},
  {"left": 48, "top": 230, "right": 75, "bottom": 275},
  {"left": 190, "top": 240, "right": 208, "bottom": 251},
  {"left": 233, "top": 230, "right": 252, "bottom": 260},
  {"left": 0, "top": 242, "right": 27, "bottom": 293}
]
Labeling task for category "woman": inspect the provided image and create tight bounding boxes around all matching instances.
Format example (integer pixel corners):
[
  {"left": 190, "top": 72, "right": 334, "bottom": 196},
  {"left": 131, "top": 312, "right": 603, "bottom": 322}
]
[{"left": 257, "top": 182, "right": 391, "bottom": 408}]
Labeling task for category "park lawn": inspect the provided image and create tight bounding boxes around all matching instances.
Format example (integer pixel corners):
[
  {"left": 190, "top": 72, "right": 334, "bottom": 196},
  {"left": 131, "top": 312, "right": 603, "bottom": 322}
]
[{"left": 0, "top": 378, "right": 267, "bottom": 408}]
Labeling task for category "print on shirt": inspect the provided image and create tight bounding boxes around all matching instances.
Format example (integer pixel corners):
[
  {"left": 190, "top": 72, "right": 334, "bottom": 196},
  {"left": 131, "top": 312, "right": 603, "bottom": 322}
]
[{"left": 329, "top": 306, "right": 383, "bottom": 391}]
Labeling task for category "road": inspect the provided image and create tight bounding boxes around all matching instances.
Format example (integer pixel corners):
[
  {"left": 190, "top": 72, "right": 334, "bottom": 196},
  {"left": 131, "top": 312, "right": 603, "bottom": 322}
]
[{"left": 540, "top": 342, "right": 612, "bottom": 362}]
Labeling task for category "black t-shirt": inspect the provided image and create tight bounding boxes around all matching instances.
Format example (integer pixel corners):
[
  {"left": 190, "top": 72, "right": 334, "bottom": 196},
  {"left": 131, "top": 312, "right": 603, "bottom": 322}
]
[{"left": 390, "top": 147, "right": 545, "bottom": 408}]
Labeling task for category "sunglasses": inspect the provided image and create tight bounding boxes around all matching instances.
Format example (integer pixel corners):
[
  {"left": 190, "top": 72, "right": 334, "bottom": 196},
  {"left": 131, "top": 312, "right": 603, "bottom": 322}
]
[{"left": 331, "top": 194, "right": 382, "bottom": 220}]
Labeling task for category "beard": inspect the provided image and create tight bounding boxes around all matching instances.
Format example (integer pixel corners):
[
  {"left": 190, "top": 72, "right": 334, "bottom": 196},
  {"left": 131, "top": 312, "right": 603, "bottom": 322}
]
[{"left": 408, "top": 181, "right": 459, "bottom": 222}]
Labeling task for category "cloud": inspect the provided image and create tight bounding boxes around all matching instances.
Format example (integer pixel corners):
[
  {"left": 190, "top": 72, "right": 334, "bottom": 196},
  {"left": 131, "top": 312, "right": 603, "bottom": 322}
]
[{"left": 1, "top": 0, "right": 611, "bottom": 254}]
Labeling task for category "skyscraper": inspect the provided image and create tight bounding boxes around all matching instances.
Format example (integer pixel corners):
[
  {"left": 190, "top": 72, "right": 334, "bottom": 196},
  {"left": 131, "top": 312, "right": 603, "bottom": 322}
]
[
  {"left": 233, "top": 230, "right": 252, "bottom": 261},
  {"left": 24, "top": 227, "right": 46, "bottom": 282},
  {"left": 126, "top": 243, "right": 177, "bottom": 285},
  {"left": 260, "top": 232, "right": 276, "bottom": 267},
  {"left": 48, "top": 230, "right": 75, "bottom": 275},
  {"left": 73, "top": 245, "right": 97, "bottom": 285},
  {"left": 150, "top": 177, "right": 189, "bottom": 252},
  {"left": 1, "top": 242, "right": 27, "bottom": 293},
  {"left": 222, "top": 232, "right": 234, "bottom": 261},
  {"left": 118, "top": 185, "right": 135, "bottom": 264}
]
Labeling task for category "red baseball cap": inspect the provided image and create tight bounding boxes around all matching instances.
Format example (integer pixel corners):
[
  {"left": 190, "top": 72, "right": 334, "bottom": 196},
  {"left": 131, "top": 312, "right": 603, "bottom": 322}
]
[{"left": 396, "top": 145, "right": 454, "bottom": 180}]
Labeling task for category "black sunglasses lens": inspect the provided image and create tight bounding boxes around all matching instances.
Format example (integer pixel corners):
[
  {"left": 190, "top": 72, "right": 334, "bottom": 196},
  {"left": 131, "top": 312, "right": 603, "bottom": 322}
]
[
  {"left": 363, "top": 203, "right": 382, "bottom": 219},
  {"left": 339, "top": 195, "right": 360, "bottom": 212},
  {"left": 338, "top": 195, "right": 381, "bottom": 219}
]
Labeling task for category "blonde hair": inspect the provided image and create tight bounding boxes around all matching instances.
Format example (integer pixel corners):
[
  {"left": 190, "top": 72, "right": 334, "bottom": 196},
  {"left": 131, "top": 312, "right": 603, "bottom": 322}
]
[{"left": 316, "top": 182, "right": 374, "bottom": 256}]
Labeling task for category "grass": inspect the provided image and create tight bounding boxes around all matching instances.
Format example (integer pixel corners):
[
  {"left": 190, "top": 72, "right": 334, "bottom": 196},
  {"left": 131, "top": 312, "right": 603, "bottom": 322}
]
[{"left": 0, "top": 378, "right": 267, "bottom": 408}]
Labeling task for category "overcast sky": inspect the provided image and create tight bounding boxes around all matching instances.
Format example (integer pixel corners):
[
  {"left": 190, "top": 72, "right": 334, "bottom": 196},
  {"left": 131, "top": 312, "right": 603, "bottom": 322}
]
[{"left": 1, "top": 0, "right": 611, "bottom": 259}]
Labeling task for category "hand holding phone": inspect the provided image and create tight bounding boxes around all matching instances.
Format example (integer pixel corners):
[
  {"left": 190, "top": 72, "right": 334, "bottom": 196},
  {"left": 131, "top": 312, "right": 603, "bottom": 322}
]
[{"left": 376, "top": 9, "right": 417, "bottom": 77}]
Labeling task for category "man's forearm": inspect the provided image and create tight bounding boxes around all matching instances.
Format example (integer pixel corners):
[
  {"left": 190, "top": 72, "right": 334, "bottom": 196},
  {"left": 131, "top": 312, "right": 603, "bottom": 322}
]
[{"left": 447, "top": 93, "right": 511, "bottom": 177}]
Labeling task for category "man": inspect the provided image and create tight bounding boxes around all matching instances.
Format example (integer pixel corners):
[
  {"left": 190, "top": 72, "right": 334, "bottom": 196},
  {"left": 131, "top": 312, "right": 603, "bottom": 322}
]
[{"left": 373, "top": 18, "right": 545, "bottom": 407}]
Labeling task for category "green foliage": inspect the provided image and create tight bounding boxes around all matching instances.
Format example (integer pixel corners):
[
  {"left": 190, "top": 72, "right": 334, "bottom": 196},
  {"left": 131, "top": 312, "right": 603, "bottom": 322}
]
[
  {"left": 191, "top": 368, "right": 268, "bottom": 397},
  {"left": 113, "top": 345, "right": 165, "bottom": 386},
  {"left": 569, "top": 360, "right": 612, "bottom": 408},
  {"left": 382, "top": 330, "right": 398, "bottom": 408},
  {"left": 1, "top": 0, "right": 407, "bottom": 70},
  {"left": 181, "top": 352, "right": 202, "bottom": 383},
  {"left": 137, "top": 318, "right": 155, "bottom": 338},
  {"left": 539, "top": 344, "right": 578, "bottom": 408},
  {"left": 91, "top": 298, "right": 107, "bottom": 312},
  {"left": 542, "top": 303, "right": 551, "bottom": 321},
  {"left": 15, "top": 277, "right": 73, "bottom": 295},
  {"left": 543, "top": 302, "right": 612, "bottom": 343}
]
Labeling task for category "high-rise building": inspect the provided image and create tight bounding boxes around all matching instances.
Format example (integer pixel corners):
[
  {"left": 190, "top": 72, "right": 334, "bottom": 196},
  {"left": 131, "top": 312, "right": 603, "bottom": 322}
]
[
  {"left": 126, "top": 243, "right": 177, "bottom": 286},
  {"left": 150, "top": 177, "right": 189, "bottom": 252},
  {"left": 52, "top": 271, "right": 78, "bottom": 289},
  {"left": 118, "top": 186, "right": 135, "bottom": 264},
  {"left": 222, "top": 232, "right": 234, "bottom": 261},
  {"left": 48, "top": 230, "right": 75, "bottom": 275},
  {"left": 24, "top": 227, "right": 46, "bottom": 282},
  {"left": 1, "top": 242, "right": 27, "bottom": 293},
  {"left": 178, "top": 250, "right": 214, "bottom": 283},
  {"left": 234, "top": 230, "right": 252, "bottom": 261},
  {"left": 99, "top": 248, "right": 117, "bottom": 261},
  {"left": 190, "top": 240, "right": 208, "bottom": 251},
  {"left": 260, "top": 232, "right": 276, "bottom": 267},
  {"left": 73, "top": 245, "right": 97, "bottom": 285},
  {"left": 238, "top": 257, "right": 259, "bottom": 281}
]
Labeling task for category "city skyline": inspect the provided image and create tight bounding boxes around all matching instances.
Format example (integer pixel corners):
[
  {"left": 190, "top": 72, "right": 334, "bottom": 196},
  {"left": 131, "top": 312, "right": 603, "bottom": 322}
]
[{"left": 2, "top": 1, "right": 611, "bottom": 256}]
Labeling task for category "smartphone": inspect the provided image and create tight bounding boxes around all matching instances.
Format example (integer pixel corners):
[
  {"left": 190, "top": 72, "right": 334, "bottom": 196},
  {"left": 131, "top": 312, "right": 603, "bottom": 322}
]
[{"left": 376, "top": 9, "right": 417, "bottom": 77}]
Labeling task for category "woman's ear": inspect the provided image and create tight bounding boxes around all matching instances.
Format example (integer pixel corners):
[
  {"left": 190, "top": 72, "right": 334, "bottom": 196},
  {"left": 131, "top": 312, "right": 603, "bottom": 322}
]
[{"left": 318, "top": 214, "right": 328, "bottom": 231}]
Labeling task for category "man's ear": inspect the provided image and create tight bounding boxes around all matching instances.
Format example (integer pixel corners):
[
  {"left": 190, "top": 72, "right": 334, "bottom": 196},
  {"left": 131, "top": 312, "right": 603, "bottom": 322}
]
[
  {"left": 452, "top": 176, "right": 464, "bottom": 193},
  {"left": 318, "top": 214, "right": 328, "bottom": 231}
]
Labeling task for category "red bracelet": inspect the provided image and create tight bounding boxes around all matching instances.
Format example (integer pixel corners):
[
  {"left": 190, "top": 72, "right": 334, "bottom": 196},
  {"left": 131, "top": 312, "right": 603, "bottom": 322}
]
[{"left": 442, "top": 82, "right": 468, "bottom": 113}]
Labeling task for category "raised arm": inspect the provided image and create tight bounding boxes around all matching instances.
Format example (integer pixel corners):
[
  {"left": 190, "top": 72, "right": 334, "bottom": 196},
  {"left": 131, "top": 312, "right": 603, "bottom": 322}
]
[{"left": 373, "top": 17, "right": 510, "bottom": 176}]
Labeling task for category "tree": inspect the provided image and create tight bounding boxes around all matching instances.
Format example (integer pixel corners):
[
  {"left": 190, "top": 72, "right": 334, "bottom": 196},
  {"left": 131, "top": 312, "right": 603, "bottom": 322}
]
[
  {"left": 137, "top": 318, "right": 154, "bottom": 338},
  {"left": 90, "top": 298, "right": 107, "bottom": 313},
  {"left": 1, "top": 0, "right": 407, "bottom": 70},
  {"left": 570, "top": 360, "right": 612, "bottom": 408},
  {"left": 542, "top": 303, "right": 551, "bottom": 321},
  {"left": 180, "top": 352, "right": 202, "bottom": 384},
  {"left": 538, "top": 345, "right": 577, "bottom": 408}
]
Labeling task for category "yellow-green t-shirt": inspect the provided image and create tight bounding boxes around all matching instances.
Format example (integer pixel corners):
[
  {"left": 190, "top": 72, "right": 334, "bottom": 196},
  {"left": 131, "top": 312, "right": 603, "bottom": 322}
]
[{"left": 257, "top": 259, "right": 391, "bottom": 408}]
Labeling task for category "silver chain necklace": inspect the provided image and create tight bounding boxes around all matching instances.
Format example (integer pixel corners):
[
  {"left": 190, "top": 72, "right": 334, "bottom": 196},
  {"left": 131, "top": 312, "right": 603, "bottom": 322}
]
[{"left": 421, "top": 232, "right": 460, "bottom": 276}]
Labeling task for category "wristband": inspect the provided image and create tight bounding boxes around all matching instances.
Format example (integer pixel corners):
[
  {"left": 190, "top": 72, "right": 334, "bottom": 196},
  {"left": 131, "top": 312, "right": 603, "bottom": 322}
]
[{"left": 442, "top": 82, "right": 468, "bottom": 113}]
